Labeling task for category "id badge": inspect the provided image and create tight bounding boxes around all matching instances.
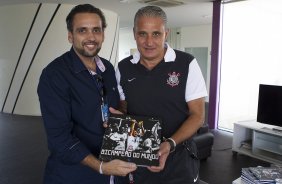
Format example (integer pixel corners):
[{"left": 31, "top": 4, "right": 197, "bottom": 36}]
[{"left": 101, "top": 103, "right": 109, "bottom": 123}]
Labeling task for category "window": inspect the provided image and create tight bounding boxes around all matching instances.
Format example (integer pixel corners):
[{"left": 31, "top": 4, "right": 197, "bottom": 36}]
[{"left": 218, "top": 0, "right": 282, "bottom": 130}]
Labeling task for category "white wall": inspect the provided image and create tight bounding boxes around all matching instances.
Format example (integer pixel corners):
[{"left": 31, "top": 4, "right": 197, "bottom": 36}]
[
  {"left": 0, "top": 3, "right": 119, "bottom": 115},
  {"left": 0, "top": 4, "right": 38, "bottom": 113},
  {"left": 118, "top": 28, "right": 135, "bottom": 65},
  {"left": 180, "top": 25, "right": 212, "bottom": 95}
]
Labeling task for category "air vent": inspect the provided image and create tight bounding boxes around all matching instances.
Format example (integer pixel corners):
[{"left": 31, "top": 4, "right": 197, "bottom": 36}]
[{"left": 138, "top": 0, "right": 184, "bottom": 7}]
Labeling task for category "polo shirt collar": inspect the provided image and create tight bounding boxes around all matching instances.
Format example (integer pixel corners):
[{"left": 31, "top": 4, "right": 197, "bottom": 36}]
[
  {"left": 70, "top": 47, "right": 106, "bottom": 73},
  {"left": 130, "top": 42, "right": 176, "bottom": 64}
]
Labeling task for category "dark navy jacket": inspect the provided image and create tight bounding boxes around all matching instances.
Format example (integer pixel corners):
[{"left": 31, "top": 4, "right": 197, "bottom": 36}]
[{"left": 37, "top": 48, "right": 119, "bottom": 183}]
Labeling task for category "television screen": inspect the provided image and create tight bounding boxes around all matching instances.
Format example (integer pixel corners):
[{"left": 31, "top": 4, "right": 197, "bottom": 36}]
[{"left": 257, "top": 84, "right": 282, "bottom": 127}]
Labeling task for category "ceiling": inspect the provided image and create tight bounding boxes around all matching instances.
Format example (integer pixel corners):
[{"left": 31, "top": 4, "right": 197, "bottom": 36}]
[{"left": 0, "top": 0, "right": 215, "bottom": 29}]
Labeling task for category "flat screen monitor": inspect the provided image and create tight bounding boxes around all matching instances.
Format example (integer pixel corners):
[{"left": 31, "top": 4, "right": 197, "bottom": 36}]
[{"left": 257, "top": 84, "right": 282, "bottom": 128}]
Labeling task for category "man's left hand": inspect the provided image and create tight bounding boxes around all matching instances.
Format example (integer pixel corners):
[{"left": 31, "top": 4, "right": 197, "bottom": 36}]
[{"left": 147, "top": 141, "right": 170, "bottom": 172}]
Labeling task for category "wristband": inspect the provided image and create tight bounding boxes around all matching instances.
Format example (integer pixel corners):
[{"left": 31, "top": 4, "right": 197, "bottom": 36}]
[
  {"left": 166, "top": 138, "right": 176, "bottom": 153},
  {"left": 99, "top": 161, "right": 103, "bottom": 174}
]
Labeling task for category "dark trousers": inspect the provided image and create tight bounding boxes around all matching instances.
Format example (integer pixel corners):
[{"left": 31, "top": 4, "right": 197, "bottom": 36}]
[{"left": 116, "top": 141, "right": 199, "bottom": 184}]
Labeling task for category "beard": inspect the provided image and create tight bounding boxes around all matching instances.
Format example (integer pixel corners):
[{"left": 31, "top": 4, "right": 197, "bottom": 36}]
[
  {"left": 80, "top": 47, "right": 101, "bottom": 57},
  {"left": 75, "top": 41, "right": 102, "bottom": 58}
]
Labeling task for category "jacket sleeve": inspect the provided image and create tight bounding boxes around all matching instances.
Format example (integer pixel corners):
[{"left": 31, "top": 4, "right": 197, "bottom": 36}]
[{"left": 37, "top": 68, "right": 90, "bottom": 165}]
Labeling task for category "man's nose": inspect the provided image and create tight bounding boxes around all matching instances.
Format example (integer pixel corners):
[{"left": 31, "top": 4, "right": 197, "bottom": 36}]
[{"left": 145, "top": 35, "right": 153, "bottom": 45}]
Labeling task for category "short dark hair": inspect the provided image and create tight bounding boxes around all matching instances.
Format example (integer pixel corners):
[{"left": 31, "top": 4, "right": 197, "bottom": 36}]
[
  {"left": 134, "top": 6, "right": 167, "bottom": 29},
  {"left": 66, "top": 4, "right": 107, "bottom": 32}
]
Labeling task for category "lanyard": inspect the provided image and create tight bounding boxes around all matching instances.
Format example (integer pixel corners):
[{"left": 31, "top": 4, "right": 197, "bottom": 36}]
[
  {"left": 88, "top": 67, "right": 109, "bottom": 124},
  {"left": 88, "top": 68, "right": 106, "bottom": 103},
  {"left": 94, "top": 74, "right": 105, "bottom": 101}
]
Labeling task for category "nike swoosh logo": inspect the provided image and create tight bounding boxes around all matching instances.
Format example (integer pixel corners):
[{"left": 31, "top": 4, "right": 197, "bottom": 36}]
[
  {"left": 128, "top": 78, "right": 136, "bottom": 82},
  {"left": 194, "top": 173, "right": 199, "bottom": 183}
]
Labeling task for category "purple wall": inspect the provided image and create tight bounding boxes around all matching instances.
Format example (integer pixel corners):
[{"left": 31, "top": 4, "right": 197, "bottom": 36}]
[{"left": 208, "top": 1, "right": 222, "bottom": 129}]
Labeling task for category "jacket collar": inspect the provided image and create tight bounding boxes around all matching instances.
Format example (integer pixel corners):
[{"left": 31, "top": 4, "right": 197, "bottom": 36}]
[{"left": 70, "top": 47, "right": 106, "bottom": 74}]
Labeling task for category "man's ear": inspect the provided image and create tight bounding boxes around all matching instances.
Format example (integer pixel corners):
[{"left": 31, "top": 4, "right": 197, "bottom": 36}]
[
  {"left": 133, "top": 27, "right": 137, "bottom": 40},
  {"left": 164, "top": 28, "right": 170, "bottom": 40},
  {"left": 101, "top": 31, "right": 105, "bottom": 42},
  {"left": 68, "top": 32, "right": 73, "bottom": 44}
]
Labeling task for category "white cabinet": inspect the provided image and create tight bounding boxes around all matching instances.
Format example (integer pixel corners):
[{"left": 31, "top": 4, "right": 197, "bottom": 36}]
[{"left": 232, "top": 121, "right": 282, "bottom": 165}]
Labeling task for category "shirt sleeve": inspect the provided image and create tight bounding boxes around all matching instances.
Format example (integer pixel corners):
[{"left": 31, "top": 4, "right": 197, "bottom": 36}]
[
  {"left": 185, "top": 58, "right": 208, "bottom": 102},
  {"left": 115, "top": 66, "right": 125, "bottom": 100},
  {"left": 37, "top": 68, "right": 90, "bottom": 165}
]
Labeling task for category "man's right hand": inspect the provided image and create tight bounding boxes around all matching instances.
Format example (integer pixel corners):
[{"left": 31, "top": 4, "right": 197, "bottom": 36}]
[{"left": 102, "top": 159, "right": 137, "bottom": 176}]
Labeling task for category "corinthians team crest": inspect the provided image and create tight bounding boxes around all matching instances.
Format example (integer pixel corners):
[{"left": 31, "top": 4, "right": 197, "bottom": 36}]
[{"left": 167, "top": 72, "right": 180, "bottom": 87}]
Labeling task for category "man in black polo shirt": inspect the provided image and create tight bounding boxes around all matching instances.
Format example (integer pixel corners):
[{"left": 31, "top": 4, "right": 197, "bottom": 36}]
[{"left": 116, "top": 5, "right": 208, "bottom": 184}]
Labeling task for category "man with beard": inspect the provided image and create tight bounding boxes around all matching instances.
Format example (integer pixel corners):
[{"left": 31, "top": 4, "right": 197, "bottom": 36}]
[{"left": 37, "top": 4, "right": 136, "bottom": 184}]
